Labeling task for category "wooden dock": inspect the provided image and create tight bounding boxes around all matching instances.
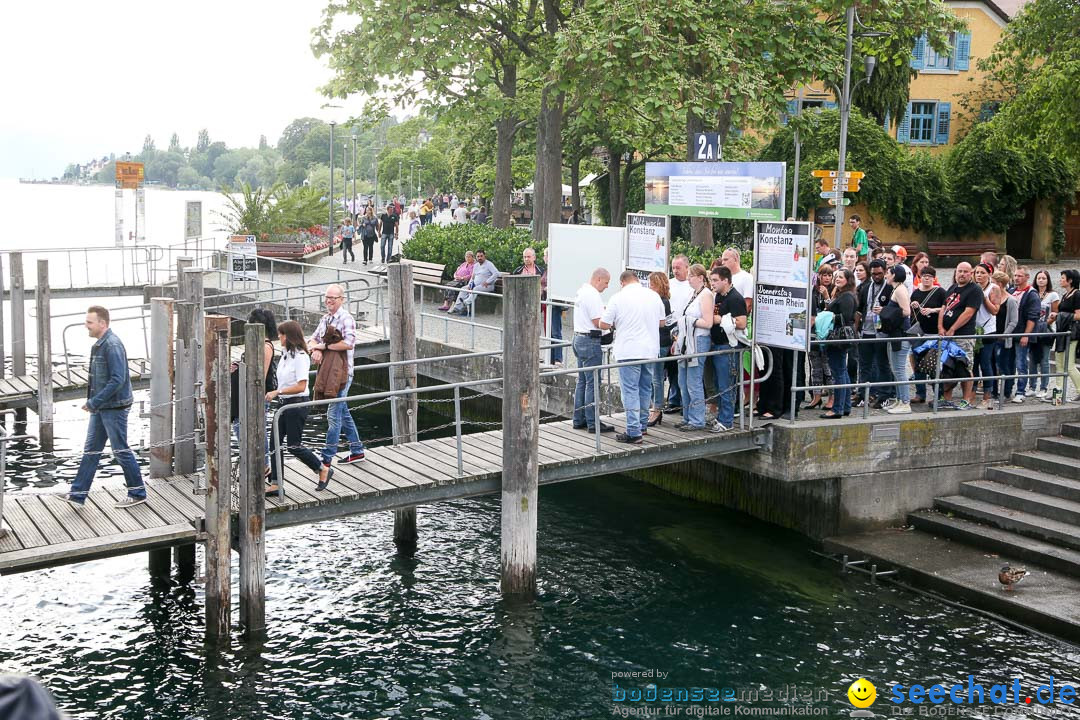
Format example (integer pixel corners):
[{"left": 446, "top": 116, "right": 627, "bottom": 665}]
[
  {"left": 0, "top": 358, "right": 151, "bottom": 409},
  {"left": 0, "top": 415, "right": 766, "bottom": 575}
]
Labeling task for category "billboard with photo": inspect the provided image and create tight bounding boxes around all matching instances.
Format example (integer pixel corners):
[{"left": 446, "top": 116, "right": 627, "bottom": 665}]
[{"left": 644, "top": 161, "right": 786, "bottom": 220}]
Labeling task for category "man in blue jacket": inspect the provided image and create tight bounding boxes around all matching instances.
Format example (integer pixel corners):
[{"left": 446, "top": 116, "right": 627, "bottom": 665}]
[
  {"left": 1009, "top": 267, "right": 1041, "bottom": 402},
  {"left": 68, "top": 306, "right": 145, "bottom": 508}
]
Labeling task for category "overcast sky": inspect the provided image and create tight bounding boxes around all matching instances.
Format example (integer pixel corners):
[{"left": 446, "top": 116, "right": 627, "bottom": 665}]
[{"left": 0, "top": 0, "right": 373, "bottom": 178}]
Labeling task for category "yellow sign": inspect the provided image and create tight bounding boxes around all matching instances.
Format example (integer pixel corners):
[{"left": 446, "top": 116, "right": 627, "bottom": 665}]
[
  {"left": 115, "top": 161, "right": 144, "bottom": 189},
  {"left": 811, "top": 170, "right": 865, "bottom": 179},
  {"left": 821, "top": 178, "right": 861, "bottom": 192}
]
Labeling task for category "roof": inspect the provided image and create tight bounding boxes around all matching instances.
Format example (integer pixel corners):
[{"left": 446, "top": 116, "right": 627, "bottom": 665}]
[{"left": 990, "top": 0, "right": 1027, "bottom": 18}]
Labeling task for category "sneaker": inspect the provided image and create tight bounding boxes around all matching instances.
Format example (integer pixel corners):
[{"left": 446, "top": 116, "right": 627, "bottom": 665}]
[
  {"left": 1035, "top": 389, "right": 1048, "bottom": 399},
  {"left": 1011, "top": 395, "right": 1025, "bottom": 404},
  {"left": 340, "top": 452, "right": 366, "bottom": 464},
  {"left": 709, "top": 420, "right": 731, "bottom": 433},
  {"left": 954, "top": 400, "right": 974, "bottom": 411},
  {"left": 880, "top": 398, "right": 898, "bottom": 410},
  {"left": 975, "top": 399, "right": 991, "bottom": 410},
  {"left": 886, "top": 401, "right": 912, "bottom": 415},
  {"left": 115, "top": 496, "right": 147, "bottom": 509},
  {"left": 572, "top": 422, "right": 588, "bottom": 430},
  {"left": 615, "top": 432, "right": 642, "bottom": 444},
  {"left": 66, "top": 496, "right": 84, "bottom": 508},
  {"left": 1026, "top": 387, "right": 1039, "bottom": 397},
  {"left": 677, "top": 424, "right": 705, "bottom": 432},
  {"left": 599, "top": 422, "right": 616, "bottom": 433},
  {"left": 937, "top": 400, "right": 957, "bottom": 410},
  {"left": 673, "top": 420, "right": 690, "bottom": 429}
]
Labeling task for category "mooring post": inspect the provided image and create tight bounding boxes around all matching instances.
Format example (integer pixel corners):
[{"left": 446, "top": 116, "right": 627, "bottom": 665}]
[
  {"left": 204, "top": 314, "right": 233, "bottom": 639},
  {"left": 35, "top": 260, "right": 54, "bottom": 452},
  {"left": 387, "top": 263, "right": 419, "bottom": 552},
  {"left": 173, "top": 259, "right": 198, "bottom": 576},
  {"left": 0, "top": 255, "right": 6, "bottom": 384},
  {"left": 10, "top": 253, "right": 25, "bottom": 425},
  {"left": 147, "top": 297, "right": 175, "bottom": 580},
  {"left": 500, "top": 275, "right": 541, "bottom": 596},
  {"left": 239, "top": 322, "right": 267, "bottom": 634}
]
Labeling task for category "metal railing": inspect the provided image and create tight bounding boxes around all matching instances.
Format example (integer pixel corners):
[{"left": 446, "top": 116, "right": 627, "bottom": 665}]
[{"left": 790, "top": 329, "right": 1074, "bottom": 420}]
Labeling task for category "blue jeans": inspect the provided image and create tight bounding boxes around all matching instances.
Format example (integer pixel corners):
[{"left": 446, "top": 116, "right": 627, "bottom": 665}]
[
  {"left": 1015, "top": 339, "right": 1030, "bottom": 394},
  {"left": 70, "top": 407, "right": 144, "bottom": 502},
  {"left": 652, "top": 346, "right": 672, "bottom": 407},
  {"left": 380, "top": 234, "right": 394, "bottom": 262},
  {"left": 572, "top": 334, "right": 603, "bottom": 428},
  {"left": 888, "top": 340, "right": 911, "bottom": 403},
  {"left": 677, "top": 335, "right": 711, "bottom": 427},
  {"left": 618, "top": 362, "right": 653, "bottom": 437},
  {"left": 710, "top": 346, "right": 736, "bottom": 426},
  {"left": 858, "top": 337, "right": 894, "bottom": 399},
  {"left": 550, "top": 307, "right": 564, "bottom": 364},
  {"left": 322, "top": 377, "right": 365, "bottom": 466},
  {"left": 995, "top": 343, "right": 1017, "bottom": 398},
  {"left": 826, "top": 346, "right": 852, "bottom": 415},
  {"left": 1029, "top": 342, "right": 1051, "bottom": 391},
  {"left": 976, "top": 341, "right": 997, "bottom": 397}
]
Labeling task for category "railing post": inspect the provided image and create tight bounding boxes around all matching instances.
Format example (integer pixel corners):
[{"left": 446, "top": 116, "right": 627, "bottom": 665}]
[
  {"left": 500, "top": 274, "right": 540, "bottom": 596},
  {"left": 11, "top": 253, "right": 25, "bottom": 424},
  {"left": 203, "top": 314, "right": 233, "bottom": 640},
  {"left": 148, "top": 297, "right": 175, "bottom": 581},
  {"left": 35, "top": 260, "right": 54, "bottom": 452},
  {"left": 239, "top": 322, "right": 267, "bottom": 635},
  {"left": 453, "top": 386, "right": 464, "bottom": 477},
  {"left": 593, "top": 367, "right": 602, "bottom": 452},
  {"left": 388, "top": 263, "right": 418, "bottom": 554},
  {"left": 932, "top": 338, "right": 943, "bottom": 413},
  {"left": 173, "top": 259, "right": 198, "bottom": 577}
]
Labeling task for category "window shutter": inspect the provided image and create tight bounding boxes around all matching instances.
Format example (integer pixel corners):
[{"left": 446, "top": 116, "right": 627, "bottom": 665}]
[
  {"left": 897, "top": 104, "right": 912, "bottom": 143},
  {"left": 781, "top": 99, "right": 797, "bottom": 126},
  {"left": 955, "top": 31, "right": 971, "bottom": 71},
  {"left": 910, "top": 35, "right": 926, "bottom": 70},
  {"left": 935, "top": 102, "right": 952, "bottom": 144},
  {"left": 882, "top": 111, "right": 891, "bottom": 136}
]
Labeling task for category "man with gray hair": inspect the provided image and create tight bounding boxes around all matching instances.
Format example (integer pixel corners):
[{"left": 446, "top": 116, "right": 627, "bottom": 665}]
[
  {"left": 666, "top": 254, "right": 691, "bottom": 411},
  {"left": 721, "top": 248, "right": 754, "bottom": 313},
  {"left": 572, "top": 268, "right": 615, "bottom": 433}
]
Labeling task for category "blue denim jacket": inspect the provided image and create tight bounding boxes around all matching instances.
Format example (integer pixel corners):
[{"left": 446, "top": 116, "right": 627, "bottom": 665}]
[{"left": 87, "top": 328, "right": 134, "bottom": 411}]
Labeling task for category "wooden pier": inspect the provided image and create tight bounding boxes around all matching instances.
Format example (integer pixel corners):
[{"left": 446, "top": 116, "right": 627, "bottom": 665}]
[{"left": 0, "top": 359, "right": 152, "bottom": 409}]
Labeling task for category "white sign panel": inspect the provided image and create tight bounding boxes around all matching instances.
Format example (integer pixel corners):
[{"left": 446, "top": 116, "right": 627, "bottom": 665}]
[
  {"left": 546, "top": 223, "right": 625, "bottom": 304},
  {"left": 625, "top": 213, "right": 670, "bottom": 281},
  {"left": 752, "top": 221, "right": 813, "bottom": 352},
  {"left": 228, "top": 234, "right": 258, "bottom": 281},
  {"left": 185, "top": 201, "right": 203, "bottom": 239}
]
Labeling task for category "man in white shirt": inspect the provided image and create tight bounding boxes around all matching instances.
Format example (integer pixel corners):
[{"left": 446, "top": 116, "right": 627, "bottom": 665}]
[
  {"left": 600, "top": 270, "right": 666, "bottom": 443},
  {"left": 721, "top": 248, "right": 755, "bottom": 314},
  {"left": 572, "top": 268, "right": 615, "bottom": 433},
  {"left": 666, "top": 254, "right": 691, "bottom": 411}
]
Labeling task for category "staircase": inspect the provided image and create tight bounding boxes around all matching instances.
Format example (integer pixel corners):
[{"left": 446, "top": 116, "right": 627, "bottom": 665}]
[{"left": 910, "top": 422, "right": 1080, "bottom": 578}]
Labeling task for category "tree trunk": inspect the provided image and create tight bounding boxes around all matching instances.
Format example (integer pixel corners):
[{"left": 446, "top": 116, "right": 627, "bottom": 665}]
[
  {"left": 569, "top": 152, "right": 581, "bottom": 224},
  {"left": 492, "top": 64, "right": 517, "bottom": 229},
  {"left": 532, "top": 86, "right": 565, "bottom": 244},
  {"left": 607, "top": 149, "right": 624, "bottom": 227},
  {"left": 686, "top": 109, "right": 712, "bottom": 249}
]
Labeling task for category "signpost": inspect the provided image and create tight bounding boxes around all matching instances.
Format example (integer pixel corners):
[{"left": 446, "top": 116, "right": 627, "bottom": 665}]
[
  {"left": 752, "top": 221, "right": 813, "bottom": 352},
  {"left": 185, "top": 201, "right": 202, "bottom": 242},
  {"left": 625, "top": 213, "right": 670, "bottom": 282},
  {"left": 644, "top": 162, "right": 786, "bottom": 220},
  {"left": 228, "top": 235, "right": 258, "bottom": 284},
  {"left": 812, "top": 170, "right": 863, "bottom": 228},
  {"left": 114, "top": 161, "right": 146, "bottom": 247},
  {"left": 692, "top": 132, "right": 721, "bottom": 161}
]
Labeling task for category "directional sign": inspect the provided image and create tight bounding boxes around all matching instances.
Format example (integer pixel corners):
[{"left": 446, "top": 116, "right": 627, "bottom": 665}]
[
  {"left": 811, "top": 169, "right": 865, "bottom": 179},
  {"left": 827, "top": 198, "right": 852, "bottom": 206},
  {"left": 821, "top": 179, "right": 861, "bottom": 192},
  {"left": 820, "top": 191, "right": 845, "bottom": 198}
]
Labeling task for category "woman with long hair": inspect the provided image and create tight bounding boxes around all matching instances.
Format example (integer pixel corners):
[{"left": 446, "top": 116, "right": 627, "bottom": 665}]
[
  {"left": 854, "top": 261, "right": 869, "bottom": 288},
  {"left": 1031, "top": 269, "right": 1060, "bottom": 398},
  {"left": 884, "top": 265, "right": 913, "bottom": 414},
  {"left": 674, "top": 264, "right": 714, "bottom": 430},
  {"left": 265, "top": 320, "right": 330, "bottom": 494},
  {"left": 648, "top": 272, "right": 676, "bottom": 426},
  {"left": 973, "top": 262, "right": 1003, "bottom": 409},
  {"left": 910, "top": 253, "right": 937, "bottom": 286},
  {"left": 358, "top": 206, "right": 379, "bottom": 265},
  {"left": 804, "top": 262, "right": 834, "bottom": 410},
  {"left": 1053, "top": 270, "right": 1080, "bottom": 402},
  {"left": 822, "top": 268, "right": 857, "bottom": 419}
]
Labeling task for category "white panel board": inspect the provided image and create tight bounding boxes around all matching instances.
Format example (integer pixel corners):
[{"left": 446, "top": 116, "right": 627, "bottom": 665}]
[{"left": 546, "top": 223, "right": 625, "bottom": 303}]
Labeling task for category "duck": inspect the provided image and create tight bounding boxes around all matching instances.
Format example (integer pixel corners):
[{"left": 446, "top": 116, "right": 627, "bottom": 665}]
[{"left": 998, "top": 564, "right": 1028, "bottom": 591}]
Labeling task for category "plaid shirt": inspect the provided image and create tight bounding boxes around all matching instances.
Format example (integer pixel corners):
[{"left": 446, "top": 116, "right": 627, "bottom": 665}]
[{"left": 312, "top": 306, "right": 357, "bottom": 369}]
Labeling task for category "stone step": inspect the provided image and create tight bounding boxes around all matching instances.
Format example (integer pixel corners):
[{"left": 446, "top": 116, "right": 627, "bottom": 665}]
[
  {"left": 1036, "top": 435, "right": 1080, "bottom": 460},
  {"left": 909, "top": 510, "right": 1080, "bottom": 577},
  {"left": 935, "top": 495, "right": 1080, "bottom": 551},
  {"left": 961, "top": 480, "right": 1080, "bottom": 526},
  {"left": 823, "top": 529, "right": 1080, "bottom": 642},
  {"left": 986, "top": 465, "right": 1080, "bottom": 505},
  {"left": 1012, "top": 450, "right": 1080, "bottom": 480},
  {"left": 1062, "top": 423, "right": 1080, "bottom": 440}
]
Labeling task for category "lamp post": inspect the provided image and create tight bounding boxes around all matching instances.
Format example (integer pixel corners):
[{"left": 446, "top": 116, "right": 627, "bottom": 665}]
[
  {"left": 329, "top": 120, "right": 336, "bottom": 257},
  {"left": 351, "top": 129, "right": 358, "bottom": 219}
]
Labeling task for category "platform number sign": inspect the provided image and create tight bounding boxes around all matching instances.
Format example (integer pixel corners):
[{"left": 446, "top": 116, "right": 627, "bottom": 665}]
[{"left": 694, "top": 132, "right": 721, "bottom": 161}]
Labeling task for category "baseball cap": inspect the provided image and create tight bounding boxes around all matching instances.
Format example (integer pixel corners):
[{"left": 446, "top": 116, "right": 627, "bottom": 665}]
[{"left": 890, "top": 245, "right": 908, "bottom": 260}]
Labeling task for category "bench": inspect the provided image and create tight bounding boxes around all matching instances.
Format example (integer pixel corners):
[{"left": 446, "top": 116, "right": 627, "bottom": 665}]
[
  {"left": 927, "top": 241, "right": 998, "bottom": 262},
  {"left": 400, "top": 259, "right": 447, "bottom": 286}
]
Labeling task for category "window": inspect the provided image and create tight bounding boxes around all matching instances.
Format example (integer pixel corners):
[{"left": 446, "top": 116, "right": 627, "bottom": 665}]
[
  {"left": 909, "top": 103, "right": 936, "bottom": 143},
  {"left": 911, "top": 31, "right": 971, "bottom": 71},
  {"left": 925, "top": 32, "right": 955, "bottom": 69},
  {"left": 897, "top": 101, "right": 952, "bottom": 145}
]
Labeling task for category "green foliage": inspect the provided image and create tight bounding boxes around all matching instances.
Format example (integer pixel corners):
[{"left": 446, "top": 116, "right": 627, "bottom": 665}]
[
  {"left": 217, "top": 183, "right": 329, "bottom": 238},
  {"left": 402, "top": 224, "right": 539, "bottom": 281},
  {"left": 669, "top": 238, "right": 754, "bottom": 272}
]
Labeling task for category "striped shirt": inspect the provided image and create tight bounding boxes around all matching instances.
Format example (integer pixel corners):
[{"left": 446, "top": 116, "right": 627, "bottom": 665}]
[{"left": 312, "top": 307, "right": 358, "bottom": 369}]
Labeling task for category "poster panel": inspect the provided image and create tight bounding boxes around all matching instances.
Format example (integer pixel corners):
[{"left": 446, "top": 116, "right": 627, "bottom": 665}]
[
  {"left": 228, "top": 234, "right": 258, "bottom": 281},
  {"left": 644, "top": 161, "right": 786, "bottom": 220},
  {"left": 546, "top": 223, "right": 624, "bottom": 304},
  {"left": 185, "top": 201, "right": 203, "bottom": 239},
  {"left": 625, "top": 213, "right": 670, "bottom": 282},
  {"left": 752, "top": 221, "right": 813, "bottom": 352}
]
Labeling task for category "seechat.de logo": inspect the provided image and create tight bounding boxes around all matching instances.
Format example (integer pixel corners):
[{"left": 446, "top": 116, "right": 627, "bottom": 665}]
[{"left": 847, "top": 678, "right": 877, "bottom": 717}]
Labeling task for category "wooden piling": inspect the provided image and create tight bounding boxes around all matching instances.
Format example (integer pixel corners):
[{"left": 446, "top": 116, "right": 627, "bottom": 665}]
[
  {"left": 499, "top": 275, "right": 541, "bottom": 595},
  {"left": 203, "top": 314, "right": 232, "bottom": 639},
  {"left": 148, "top": 298, "right": 175, "bottom": 579},
  {"left": 35, "top": 260, "right": 53, "bottom": 452},
  {"left": 0, "top": 255, "right": 6, "bottom": 382},
  {"left": 173, "top": 259, "right": 197, "bottom": 577},
  {"left": 238, "top": 323, "right": 266, "bottom": 634},
  {"left": 10, "top": 253, "right": 25, "bottom": 424},
  {"left": 387, "top": 263, "right": 418, "bottom": 552}
]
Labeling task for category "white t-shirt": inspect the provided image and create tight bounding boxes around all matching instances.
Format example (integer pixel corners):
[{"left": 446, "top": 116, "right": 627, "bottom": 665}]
[
  {"left": 669, "top": 277, "right": 692, "bottom": 315},
  {"left": 573, "top": 283, "right": 605, "bottom": 334},
  {"left": 453, "top": 207, "right": 468, "bottom": 224},
  {"left": 276, "top": 350, "right": 311, "bottom": 397},
  {"left": 731, "top": 270, "right": 754, "bottom": 307},
  {"left": 601, "top": 282, "right": 665, "bottom": 361}
]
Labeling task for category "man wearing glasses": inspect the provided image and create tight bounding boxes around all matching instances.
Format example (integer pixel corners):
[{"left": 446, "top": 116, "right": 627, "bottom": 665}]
[{"left": 309, "top": 285, "right": 366, "bottom": 478}]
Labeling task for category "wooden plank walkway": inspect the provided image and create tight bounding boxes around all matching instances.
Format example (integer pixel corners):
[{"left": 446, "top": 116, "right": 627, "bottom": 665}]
[
  {"left": 0, "top": 416, "right": 767, "bottom": 574},
  {"left": 0, "top": 358, "right": 151, "bottom": 409}
]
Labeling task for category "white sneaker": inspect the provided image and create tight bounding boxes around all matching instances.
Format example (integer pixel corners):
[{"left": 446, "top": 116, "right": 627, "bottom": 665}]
[
  {"left": 115, "top": 496, "right": 147, "bottom": 509},
  {"left": 1026, "top": 388, "right": 1039, "bottom": 397},
  {"left": 708, "top": 420, "right": 731, "bottom": 433},
  {"left": 1011, "top": 395, "right": 1025, "bottom": 404},
  {"left": 1036, "top": 389, "right": 1048, "bottom": 399},
  {"left": 886, "top": 401, "right": 912, "bottom": 414},
  {"left": 881, "top": 398, "right": 898, "bottom": 410}
]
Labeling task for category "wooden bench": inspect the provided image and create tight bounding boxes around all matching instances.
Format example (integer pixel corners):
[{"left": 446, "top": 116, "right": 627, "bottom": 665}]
[
  {"left": 927, "top": 241, "right": 998, "bottom": 262},
  {"left": 401, "top": 259, "right": 447, "bottom": 286}
]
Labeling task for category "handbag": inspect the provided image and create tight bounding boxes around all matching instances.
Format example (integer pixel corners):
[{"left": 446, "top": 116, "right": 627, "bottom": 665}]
[
  {"left": 916, "top": 346, "right": 940, "bottom": 376},
  {"left": 827, "top": 322, "right": 856, "bottom": 351}
]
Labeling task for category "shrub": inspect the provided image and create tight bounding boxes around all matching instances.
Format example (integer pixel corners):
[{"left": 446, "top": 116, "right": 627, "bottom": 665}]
[
  {"left": 402, "top": 224, "right": 541, "bottom": 281},
  {"left": 669, "top": 238, "right": 754, "bottom": 271}
]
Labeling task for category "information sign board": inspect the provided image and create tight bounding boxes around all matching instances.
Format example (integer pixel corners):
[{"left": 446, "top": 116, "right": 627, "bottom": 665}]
[
  {"left": 625, "top": 213, "right": 670, "bottom": 282},
  {"left": 752, "top": 221, "right": 813, "bottom": 352},
  {"left": 645, "top": 162, "right": 786, "bottom": 220},
  {"left": 228, "top": 235, "right": 258, "bottom": 281}
]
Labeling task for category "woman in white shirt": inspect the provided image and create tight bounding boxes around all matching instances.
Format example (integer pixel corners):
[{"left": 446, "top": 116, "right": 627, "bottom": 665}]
[
  {"left": 1031, "top": 269, "right": 1060, "bottom": 398},
  {"left": 265, "top": 320, "right": 330, "bottom": 494},
  {"left": 674, "top": 264, "right": 714, "bottom": 430}
]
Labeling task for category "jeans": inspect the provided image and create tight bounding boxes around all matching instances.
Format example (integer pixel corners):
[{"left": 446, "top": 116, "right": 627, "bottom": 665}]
[
  {"left": 995, "top": 343, "right": 1016, "bottom": 398},
  {"left": 380, "top": 233, "right": 394, "bottom": 262},
  {"left": 826, "top": 346, "right": 852, "bottom": 415},
  {"left": 1055, "top": 341, "right": 1080, "bottom": 397},
  {"left": 652, "top": 345, "right": 672, "bottom": 407},
  {"left": 550, "top": 307, "right": 564, "bottom": 364},
  {"left": 710, "top": 346, "right": 736, "bottom": 426},
  {"left": 271, "top": 399, "right": 323, "bottom": 482},
  {"left": 677, "top": 335, "right": 711, "bottom": 427},
  {"left": 857, "top": 337, "right": 894, "bottom": 399},
  {"left": 322, "top": 376, "right": 365, "bottom": 466},
  {"left": 341, "top": 236, "right": 355, "bottom": 262},
  {"left": 888, "top": 340, "right": 911, "bottom": 403},
  {"left": 572, "top": 335, "right": 603, "bottom": 429},
  {"left": 1015, "top": 339, "right": 1030, "bottom": 394},
  {"left": 361, "top": 235, "right": 376, "bottom": 262},
  {"left": 618, "top": 362, "right": 653, "bottom": 437},
  {"left": 975, "top": 341, "right": 997, "bottom": 397},
  {"left": 1029, "top": 342, "right": 1051, "bottom": 391},
  {"left": 70, "top": 407, "right": 144, "bottom": 501}
]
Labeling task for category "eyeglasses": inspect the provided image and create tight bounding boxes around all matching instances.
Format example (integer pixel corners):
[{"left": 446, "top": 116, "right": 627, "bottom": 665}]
[{"left": 325, "top": 295, "right": 343, "bottom": 300}]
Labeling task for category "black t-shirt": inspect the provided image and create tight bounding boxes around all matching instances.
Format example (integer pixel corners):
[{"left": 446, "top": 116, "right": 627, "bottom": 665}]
[
  {"left": 829, "top": 291, "right": 857, "bottom": 326},
  {"left": 941, "top": 282, "right": 983, "bottom": 335},
  {"left": 911, "top": 286, "right": 945, "bottom": 335},
  {"left": 379, "top": 212, "right": 399, "bottom": 236},
  {"left": 658, "top": 297, "right": 673, "bottom": 348},
  {"left": 711, "top": 288, "right": 747, "bottom": 344}
]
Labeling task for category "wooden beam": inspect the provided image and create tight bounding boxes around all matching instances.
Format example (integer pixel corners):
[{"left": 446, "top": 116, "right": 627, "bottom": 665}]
[
  {"left": 203, "top": 314, "right": 232, "bottom": 639},
  {"left": 148, "top": 297, "right": 175, "bottom": 580},
  {"left": 387, "top": 263, "right": 419, "bottom": 553},
  {"left": 239, "top": 322, "right": 267, "bottom": 634},
  {"left": 35, "top": 260, "right": 53, "bottom": 451}
]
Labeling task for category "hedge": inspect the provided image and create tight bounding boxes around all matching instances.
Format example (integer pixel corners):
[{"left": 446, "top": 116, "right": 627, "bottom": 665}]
[{"left": 402, "top": 224, "right": 541, "bottom": 281}]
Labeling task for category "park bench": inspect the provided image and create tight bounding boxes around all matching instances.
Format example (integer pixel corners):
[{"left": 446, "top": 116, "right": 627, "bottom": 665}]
[
  {"left": 927, "top": 241, "right": 998, "bottom": 263},
  {"left": 401, "top": 259, "right": 447, "bottom": 286}
]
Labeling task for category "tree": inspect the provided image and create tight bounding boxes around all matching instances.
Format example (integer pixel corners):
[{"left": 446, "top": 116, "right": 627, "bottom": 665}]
[
  {"left": 259, "top": 134, "right": 268, "bottom": 150},
  {"left": 168, "top": 133, "right": 182, "bottom": 153},
  {"left": 142, "top": 134, "right": 155, "bottom": 153},
  {"left": 196, "top": 129, "right": 211, "bottom": 153}
]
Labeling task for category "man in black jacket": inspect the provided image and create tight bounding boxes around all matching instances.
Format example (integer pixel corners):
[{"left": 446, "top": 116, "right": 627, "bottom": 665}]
[
  {"left": 1011, "top": 266, "right": 1041, "bottom": 401},
  {"left": 855, "top": 260, "right": 895, "bottom": 407}
]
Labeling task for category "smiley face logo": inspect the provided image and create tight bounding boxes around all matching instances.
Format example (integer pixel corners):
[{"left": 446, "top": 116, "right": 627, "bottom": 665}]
[{"left": 847, "top": 678, "right": 876, "bottom": 708}]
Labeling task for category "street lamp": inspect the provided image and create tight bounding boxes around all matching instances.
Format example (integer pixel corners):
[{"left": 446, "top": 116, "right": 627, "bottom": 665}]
[
  {"left": 329, "top": 120, "right": 336, "bottom": 256},
  {"left": 351, "top": 128, "right": 358, "bottom": 219}
]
